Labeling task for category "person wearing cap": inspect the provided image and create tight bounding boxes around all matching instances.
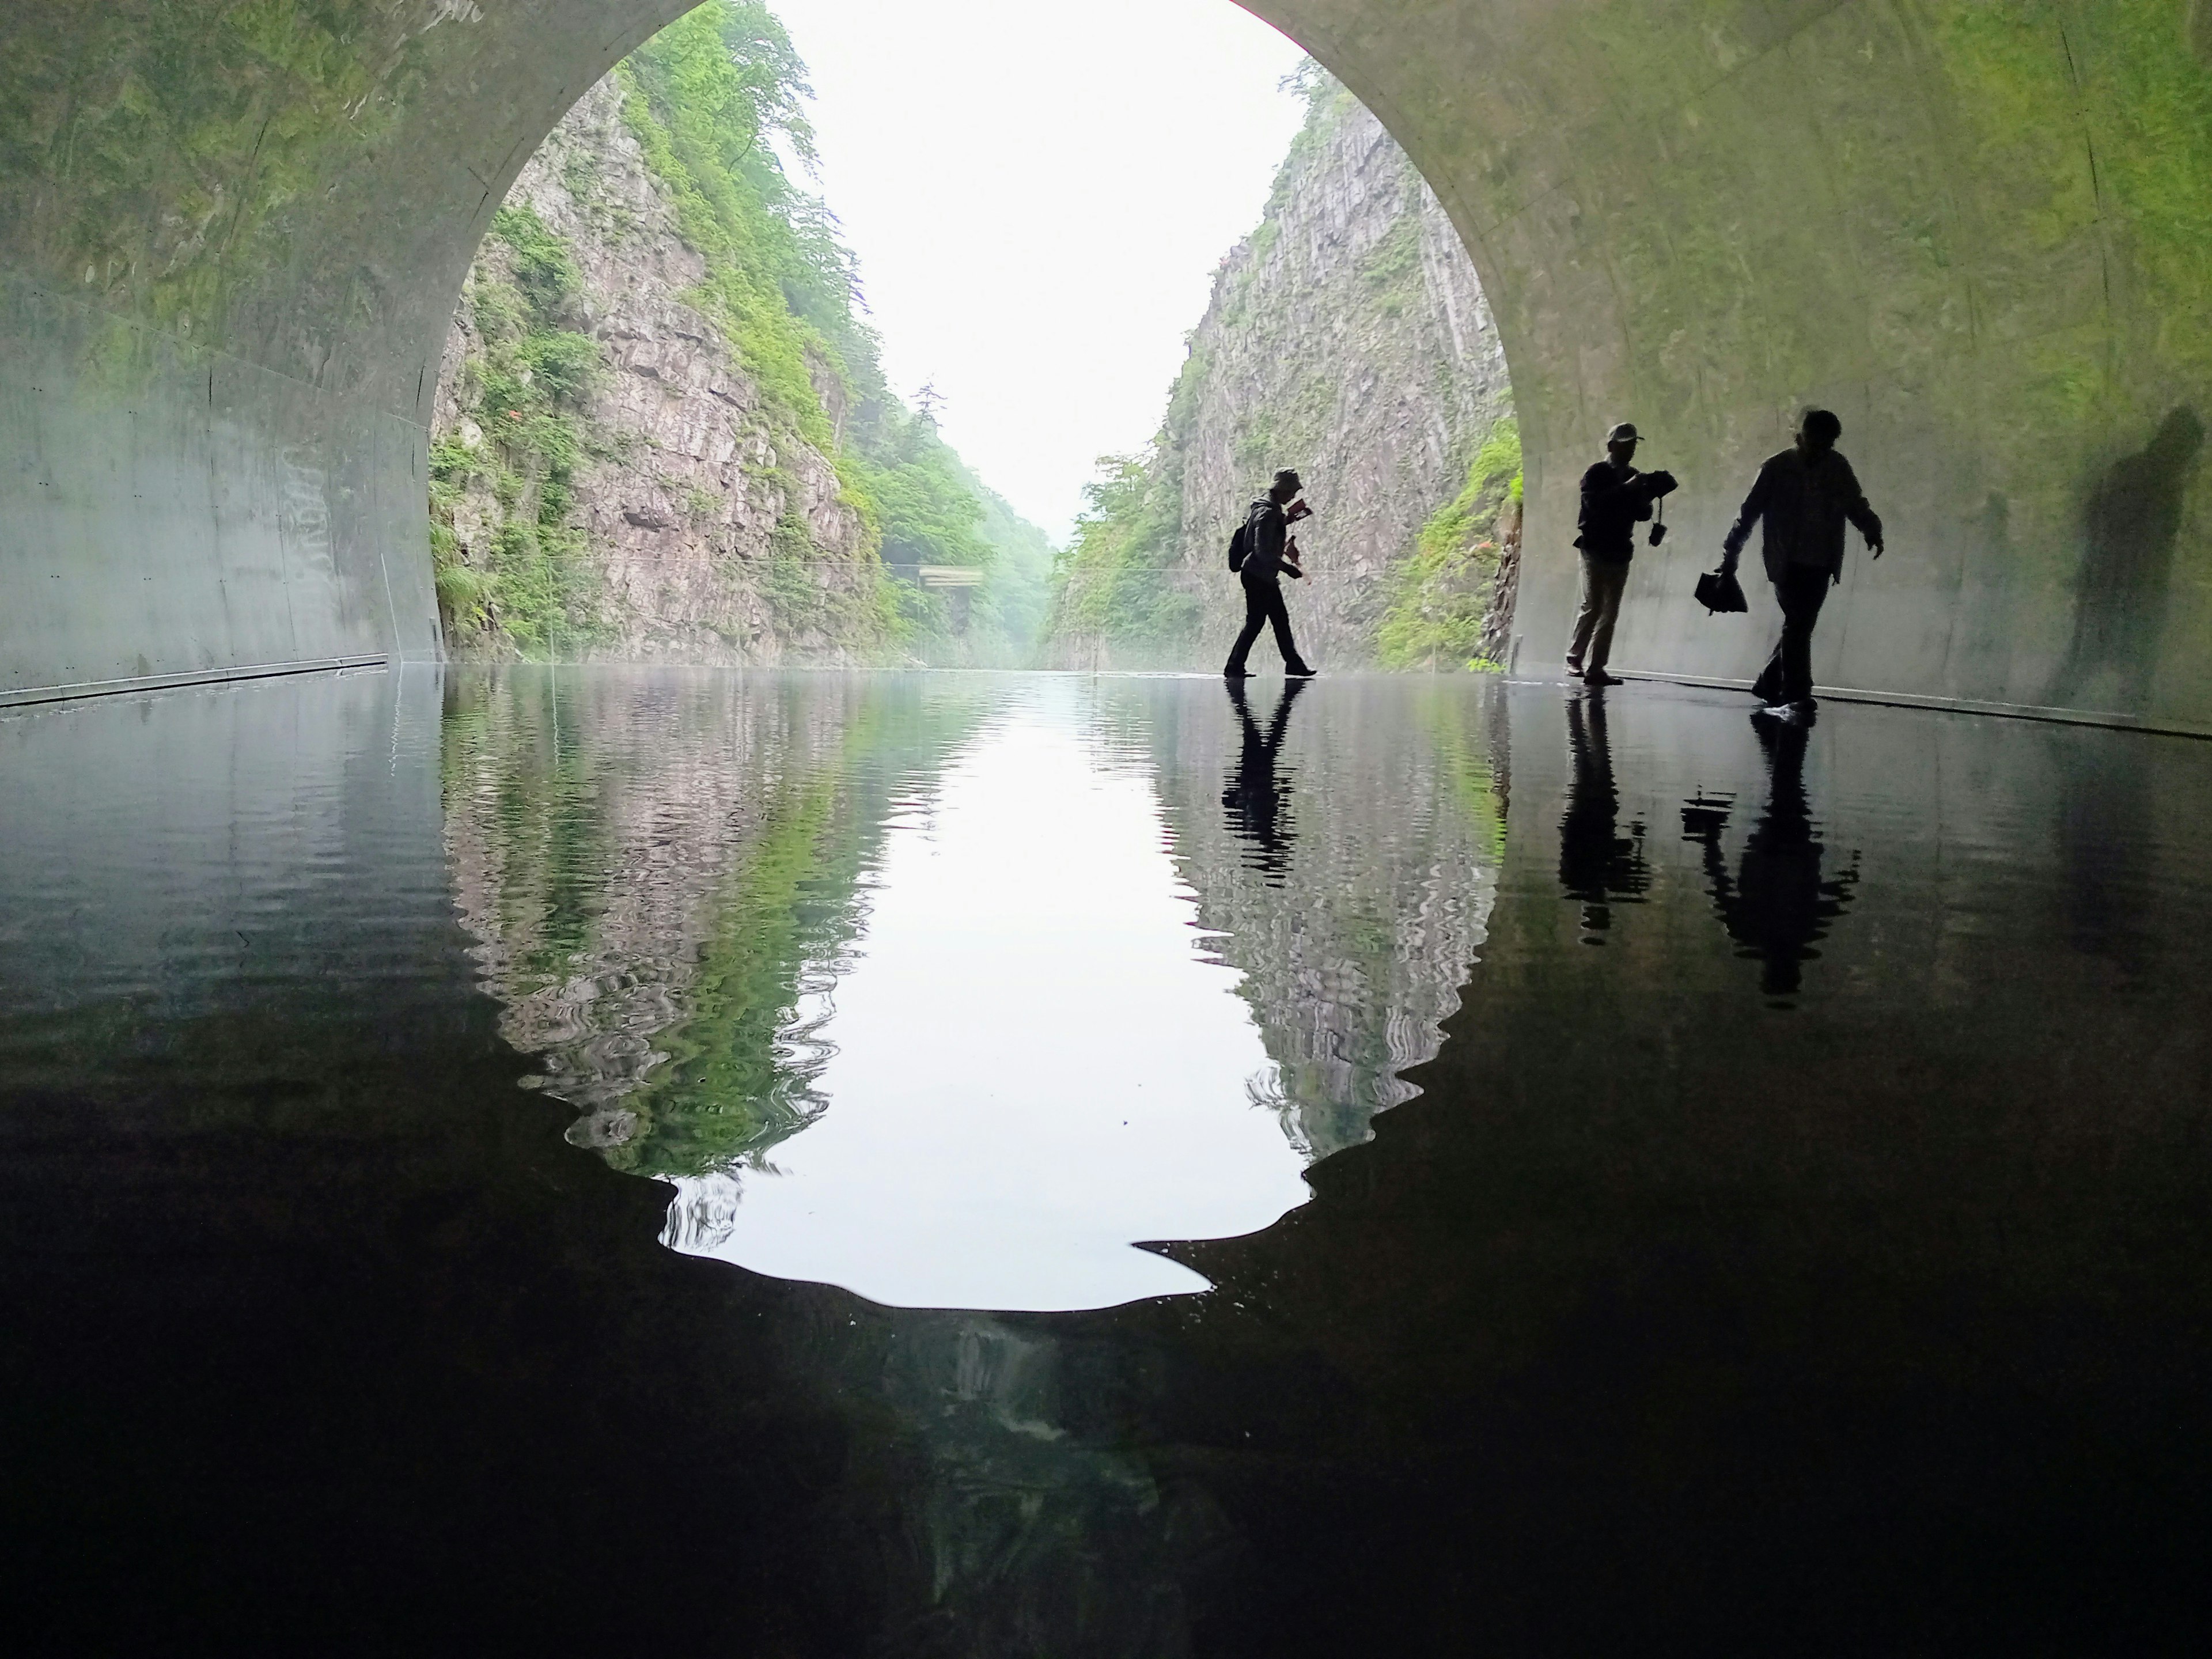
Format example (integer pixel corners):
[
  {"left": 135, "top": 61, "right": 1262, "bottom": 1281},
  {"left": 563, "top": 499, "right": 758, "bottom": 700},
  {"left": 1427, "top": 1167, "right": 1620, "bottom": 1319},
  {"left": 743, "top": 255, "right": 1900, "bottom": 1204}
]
[
  {"left": 1224, "top": 468, "right": 1317, "bottom": 679},
  {"left": 1567, "top": 423, "right": 1677, "bottom": 685},
  {"left": 1720, "top": 408, "right": 1884, "bottom": 718}
]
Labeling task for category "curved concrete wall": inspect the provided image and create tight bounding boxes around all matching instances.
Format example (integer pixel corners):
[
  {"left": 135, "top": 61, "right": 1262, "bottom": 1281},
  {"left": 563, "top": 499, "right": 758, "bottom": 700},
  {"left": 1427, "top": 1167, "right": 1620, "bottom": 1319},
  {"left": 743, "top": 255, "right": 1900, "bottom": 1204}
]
[{"left": 3, "top": 2, "right": 2207, "bottom": 724}]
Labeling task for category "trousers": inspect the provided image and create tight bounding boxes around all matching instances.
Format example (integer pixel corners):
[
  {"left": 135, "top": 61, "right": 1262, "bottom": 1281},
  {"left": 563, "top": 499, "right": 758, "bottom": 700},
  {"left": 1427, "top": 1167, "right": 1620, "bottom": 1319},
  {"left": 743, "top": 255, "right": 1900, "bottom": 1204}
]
[
  {"left": 1566, "top": 554, "right": 1631, "bottom": 671},
  {"left": 1225, "top": 575, "right": 1310, "bottom": 675},
  {"left": 1752, "top": 565, "right": 1832, "bottom": 704}
]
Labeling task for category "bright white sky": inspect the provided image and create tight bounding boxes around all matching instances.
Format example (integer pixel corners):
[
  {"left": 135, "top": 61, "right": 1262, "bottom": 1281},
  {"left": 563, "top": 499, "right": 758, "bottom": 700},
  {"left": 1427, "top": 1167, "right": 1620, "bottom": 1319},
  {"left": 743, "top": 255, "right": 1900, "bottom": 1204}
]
[{"left": 768, "top": 0, "right": 1308, "bottom": 541}]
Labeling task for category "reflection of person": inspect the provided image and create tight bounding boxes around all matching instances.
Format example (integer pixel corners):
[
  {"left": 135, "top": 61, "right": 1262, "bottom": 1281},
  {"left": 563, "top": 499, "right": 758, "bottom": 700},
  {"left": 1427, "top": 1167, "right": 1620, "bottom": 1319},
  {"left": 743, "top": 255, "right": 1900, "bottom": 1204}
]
[
  {"left": 1225, "top": 469, "right": 1317, "bottom": 679},
  {"left": 1556, "top": 690, "right": 1649, "bottom": 941},
  {"left": 1721, "top": 409, "right": 1884, "bottom": 721},
  {"left": 1679, "top": 717, "right": 1860, "bottom": 1001},
  {"left": 1566, "top": 422, "right": 1677, "bottom": 686},
  {"left": 1221, "top": 675, "right": 1310, "bottom": 881}
]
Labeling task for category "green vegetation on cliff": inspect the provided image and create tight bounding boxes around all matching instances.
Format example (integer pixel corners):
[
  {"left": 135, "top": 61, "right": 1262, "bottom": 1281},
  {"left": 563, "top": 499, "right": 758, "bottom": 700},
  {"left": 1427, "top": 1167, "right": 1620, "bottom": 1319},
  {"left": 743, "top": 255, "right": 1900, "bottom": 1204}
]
[
  {"left": 619, "top": 2, "right": 1025, "bottom": 653},
  {"left": 433, "top": 0, "right": 1054, "bottom": 661},
  {"left": 1376, "top": 419, "right": 1521, "bottom": 671},
  {"left": 429, "top": 204, "right": 605, "bottom": 653},
  {"left": 1046, "top": 355, "right": 1208, "bottom": 655}
]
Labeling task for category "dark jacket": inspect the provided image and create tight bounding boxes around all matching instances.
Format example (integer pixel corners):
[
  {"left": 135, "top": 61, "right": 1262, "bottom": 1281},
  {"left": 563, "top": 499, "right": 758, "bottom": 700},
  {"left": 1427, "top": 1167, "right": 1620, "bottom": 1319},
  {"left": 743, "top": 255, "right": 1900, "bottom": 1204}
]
[
  {"left": 1241, "top": 497, "right": 1289, "bottom": 581},
  {"left": 1576, "top": 462, "right": 1662, "bottom": 562},
  {"left": 1723, "top": 448, "right": 1883, "bottom": 585}
]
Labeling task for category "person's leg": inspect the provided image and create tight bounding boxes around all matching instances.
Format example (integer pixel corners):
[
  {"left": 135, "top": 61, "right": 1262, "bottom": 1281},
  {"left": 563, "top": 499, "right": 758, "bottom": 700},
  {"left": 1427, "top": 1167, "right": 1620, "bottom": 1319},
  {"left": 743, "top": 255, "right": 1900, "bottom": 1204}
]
[
  {"left": 1752, "top": 628, "right": 1787, "bottom": 703},
  {"left": 1584, "top": 560, "right": 1631, "bottom": 672},
  {"left": 1225, "top": 579, "right": 1269, "bottom": 675},
  {"left": 1265, "top": 583, "right": 1311, "bottom": 674},
  {"left": 1566, "top": 555, "right": 1603, "bottom": 671},
  {"left": 1778, "top": 569, "right": 1830, "bottom": 703}
]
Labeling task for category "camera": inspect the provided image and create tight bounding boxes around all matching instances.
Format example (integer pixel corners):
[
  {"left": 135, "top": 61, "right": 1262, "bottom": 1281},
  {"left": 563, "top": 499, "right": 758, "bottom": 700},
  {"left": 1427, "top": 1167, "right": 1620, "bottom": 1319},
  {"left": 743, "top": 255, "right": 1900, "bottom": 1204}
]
[{"left": 1649, "top": 520, "right": 1668, "bottom": 546}]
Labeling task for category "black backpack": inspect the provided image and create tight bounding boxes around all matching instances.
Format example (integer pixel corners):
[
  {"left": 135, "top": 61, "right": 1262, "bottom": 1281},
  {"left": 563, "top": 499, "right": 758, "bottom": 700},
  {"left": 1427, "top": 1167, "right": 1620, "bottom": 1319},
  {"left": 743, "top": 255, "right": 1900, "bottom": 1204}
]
[{"left": 1227, "top": 519, "right": 1248, "bottom": 573}]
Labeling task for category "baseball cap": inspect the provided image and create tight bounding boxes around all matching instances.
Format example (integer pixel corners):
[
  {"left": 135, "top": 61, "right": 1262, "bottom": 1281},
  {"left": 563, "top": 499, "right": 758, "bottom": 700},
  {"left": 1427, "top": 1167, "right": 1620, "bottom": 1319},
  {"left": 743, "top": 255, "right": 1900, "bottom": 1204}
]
[{"left": 1606, "top": 422, "right": 1642, "bottom": 444}]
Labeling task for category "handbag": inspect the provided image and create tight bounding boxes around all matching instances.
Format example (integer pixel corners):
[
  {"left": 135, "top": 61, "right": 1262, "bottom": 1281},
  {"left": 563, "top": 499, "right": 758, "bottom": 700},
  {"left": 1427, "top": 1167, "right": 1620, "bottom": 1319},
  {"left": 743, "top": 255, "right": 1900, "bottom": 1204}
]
[{"left": 1694, "top": 566, "right": 1748, "bottom": 614}]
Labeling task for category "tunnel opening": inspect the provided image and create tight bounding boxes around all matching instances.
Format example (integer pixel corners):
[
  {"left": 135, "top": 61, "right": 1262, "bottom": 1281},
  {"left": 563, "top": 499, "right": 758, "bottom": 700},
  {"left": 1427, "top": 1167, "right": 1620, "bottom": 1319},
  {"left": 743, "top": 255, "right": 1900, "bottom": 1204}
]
[{"left": 421, "top": 0, "right": 1523, "bottom": 677}]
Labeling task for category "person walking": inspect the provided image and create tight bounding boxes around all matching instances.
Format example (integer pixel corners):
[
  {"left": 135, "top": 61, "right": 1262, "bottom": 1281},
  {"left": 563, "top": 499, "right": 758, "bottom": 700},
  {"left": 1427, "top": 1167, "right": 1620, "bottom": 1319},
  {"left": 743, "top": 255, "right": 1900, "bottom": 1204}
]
[
  {"left": 1720, "top": 408, "right": 1884, "bottom": 720},
  {"left": 1566, "top": 423, "right": 1676, "bottom": 685},
  {"left": 1224, "top": 469, "right": 1316, "bottom": 679}
]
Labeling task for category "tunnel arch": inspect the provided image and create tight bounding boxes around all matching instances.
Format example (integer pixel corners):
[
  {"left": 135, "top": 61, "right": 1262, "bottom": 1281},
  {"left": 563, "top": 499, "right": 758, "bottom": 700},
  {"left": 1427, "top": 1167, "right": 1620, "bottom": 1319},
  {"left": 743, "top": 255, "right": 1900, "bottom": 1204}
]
[{"left": 3, "top": 1, "right": 2207, "bottom": 726}]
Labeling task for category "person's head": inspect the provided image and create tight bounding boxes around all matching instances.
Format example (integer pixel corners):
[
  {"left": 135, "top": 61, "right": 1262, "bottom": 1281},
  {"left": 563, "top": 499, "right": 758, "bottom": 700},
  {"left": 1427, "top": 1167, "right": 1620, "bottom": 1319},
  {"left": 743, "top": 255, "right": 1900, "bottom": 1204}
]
[
  {"left": 1796, "top": 408, "right": 1842, "bottom": 456},
  {"left": 1270, "top": 468, "right": 1303, "bottom": 503},
  {"left": 1604, "top": 422, "right": 1641, "bottom": 465}
]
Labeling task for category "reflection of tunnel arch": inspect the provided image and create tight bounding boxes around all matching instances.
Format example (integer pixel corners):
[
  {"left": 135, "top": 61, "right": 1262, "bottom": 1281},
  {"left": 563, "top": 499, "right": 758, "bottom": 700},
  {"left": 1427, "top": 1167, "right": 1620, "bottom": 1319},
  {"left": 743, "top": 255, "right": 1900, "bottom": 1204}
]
[{"left": 3, "top": 1, "right": 2209, "bottom": 725}]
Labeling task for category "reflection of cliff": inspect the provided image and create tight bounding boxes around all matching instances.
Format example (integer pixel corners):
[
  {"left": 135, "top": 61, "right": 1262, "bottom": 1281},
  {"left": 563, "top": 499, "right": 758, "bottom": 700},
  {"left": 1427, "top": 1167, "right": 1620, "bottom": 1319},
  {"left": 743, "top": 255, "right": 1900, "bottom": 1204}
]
[
  {"left": 442, "top": 668, "right": 989, "bottom": 1176},
  {"left": 830, "top": 1313, "right": 1200, "bottom": 1659},
  {"left": 1116, "top": 679, "right": 1505, "bottom": 1162}
]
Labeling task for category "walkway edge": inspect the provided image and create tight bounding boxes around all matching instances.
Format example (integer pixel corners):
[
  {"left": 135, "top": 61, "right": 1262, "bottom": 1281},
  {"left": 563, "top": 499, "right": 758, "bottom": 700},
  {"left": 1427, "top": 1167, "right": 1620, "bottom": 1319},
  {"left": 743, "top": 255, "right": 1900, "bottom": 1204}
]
[
  {"left": 1557, "top": 668, "right": 2212, "bottom": 740},
  {"left": 1, "top": 654, "right": 390, "bottom": 710}
]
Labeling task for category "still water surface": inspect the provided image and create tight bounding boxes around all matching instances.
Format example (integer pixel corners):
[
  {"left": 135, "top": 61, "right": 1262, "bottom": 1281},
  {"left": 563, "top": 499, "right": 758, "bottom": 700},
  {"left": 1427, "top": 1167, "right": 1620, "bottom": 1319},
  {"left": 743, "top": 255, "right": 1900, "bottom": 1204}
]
[
  {"left": 5, "top": 666, "right": 2210, "bottom": 1655},
  {"left": 663, "top": 683, "right": 1310, "bottom": 1309}
]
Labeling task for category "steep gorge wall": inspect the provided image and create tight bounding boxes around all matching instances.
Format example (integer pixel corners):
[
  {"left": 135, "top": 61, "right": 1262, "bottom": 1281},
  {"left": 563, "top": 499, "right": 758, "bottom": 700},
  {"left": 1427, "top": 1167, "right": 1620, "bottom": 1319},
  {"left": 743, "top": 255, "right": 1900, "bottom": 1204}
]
[
  {"left": 1051, "top": 85, "right": 1515, "bottom": 670},
  {"left": 430, "top": 77, "right": 884, "bottom": 663}
]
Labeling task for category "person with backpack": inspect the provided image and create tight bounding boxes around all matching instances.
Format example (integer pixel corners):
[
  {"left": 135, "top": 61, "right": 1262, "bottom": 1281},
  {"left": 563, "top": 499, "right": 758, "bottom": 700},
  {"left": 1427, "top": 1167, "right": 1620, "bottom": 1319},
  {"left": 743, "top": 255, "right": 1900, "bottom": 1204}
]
[{"left": 1224, "top": 468, "right": 1316, "bottom": 679}]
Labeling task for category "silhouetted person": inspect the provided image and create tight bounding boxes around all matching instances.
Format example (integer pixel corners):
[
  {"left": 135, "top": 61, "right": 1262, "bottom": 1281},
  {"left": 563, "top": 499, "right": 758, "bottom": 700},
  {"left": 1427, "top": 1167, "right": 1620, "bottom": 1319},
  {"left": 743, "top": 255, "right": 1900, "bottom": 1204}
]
[
  {"left": 1221, "top": 676, "right": 1310, "bottom": 881},
  {"left": 1225, "top": 468, "right": 1316, "bottom": 679},
  {"left": 2052, "top": 406, "right": 2203, "bottom": 711},
  {"left": 1566, "top": 422, "right": 1677, "bottom": 685},
  {"left": 1680, "top": 718, "right": 1859, "bottom": 1001},
  {"left": 1721, "top": 408, "right": 1884, "bottom": 719},
  {"left": 1557, "top": 690, "right": 1649, "bottom": 941}
]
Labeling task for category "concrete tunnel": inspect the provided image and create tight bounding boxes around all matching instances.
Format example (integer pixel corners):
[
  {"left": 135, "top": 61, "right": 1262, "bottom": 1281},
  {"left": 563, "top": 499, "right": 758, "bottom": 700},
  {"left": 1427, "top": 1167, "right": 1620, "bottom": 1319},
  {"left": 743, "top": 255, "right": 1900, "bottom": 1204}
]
[{"left": 2, "top": 0, "right": 2207, "bottom": 729}]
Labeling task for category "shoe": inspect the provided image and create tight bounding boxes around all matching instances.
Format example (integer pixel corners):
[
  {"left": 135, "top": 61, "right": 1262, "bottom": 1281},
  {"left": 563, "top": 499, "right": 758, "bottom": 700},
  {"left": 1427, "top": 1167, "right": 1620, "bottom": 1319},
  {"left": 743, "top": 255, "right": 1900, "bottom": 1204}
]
[
  {"left": 1564, "top": 664, "right": 1584, "bottom": 679},
  {"left": 1752, "top": 700, "right": 1797, "bottom": 722},
  {"left": 1582, "top": 668, "right": 1623, "bottom": 687},
  {"left": 1286, "top": 665, "right": 1317, "bottom": 678},
  {"left": 1222, "top": 668, "right": 1250, "bottom": 679}
]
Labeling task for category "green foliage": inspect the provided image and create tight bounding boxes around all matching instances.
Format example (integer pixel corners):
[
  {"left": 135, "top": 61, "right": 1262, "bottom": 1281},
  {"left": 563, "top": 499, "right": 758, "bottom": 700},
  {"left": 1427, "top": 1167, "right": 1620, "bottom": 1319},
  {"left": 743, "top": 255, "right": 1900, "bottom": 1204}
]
[
  {"left": 1376, "top": 418, "right": 1521, "bottom": 670},
  {"left": 490, "top": 204, "right": 582, "bottom": 314},
  {"left": 427, "top": 204, "right": 605, "bottom": 657},
  {"left": 603, "top": 771, "right": 866, "bottom": 1177},
  {"left": 1050, "top": 449, "right": 1202, "bottom": 647},
  {"left": 613, "top": 1, "right": 1038, "bottom": 652}
]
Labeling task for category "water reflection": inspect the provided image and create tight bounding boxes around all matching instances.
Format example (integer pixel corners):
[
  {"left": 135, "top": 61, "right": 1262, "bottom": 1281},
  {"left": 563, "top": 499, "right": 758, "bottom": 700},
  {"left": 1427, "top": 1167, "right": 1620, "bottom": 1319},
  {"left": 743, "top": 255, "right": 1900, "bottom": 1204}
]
[
  {"left": 443, "top": 672, "right": 1501, "bottom": 1310},
  {"left": 1679, "top": 718, "right": 1861, "bottom": 1003},
  {"left": 13, "top": 671, "right": 2212, "bottom": 1652},
  {"left": 665, "top": 685, "right": 1309, "bottom": 1310},
  {"left": 1557, "top": 690, "right": 1649, "bottom": 942},
  {"left": 1219, "top": 677, "right": 1309, "bottom": 880}
]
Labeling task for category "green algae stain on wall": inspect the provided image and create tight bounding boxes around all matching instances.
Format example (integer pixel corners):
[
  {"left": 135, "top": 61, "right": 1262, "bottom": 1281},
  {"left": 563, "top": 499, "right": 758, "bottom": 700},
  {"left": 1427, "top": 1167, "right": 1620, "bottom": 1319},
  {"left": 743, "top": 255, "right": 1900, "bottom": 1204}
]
[
  {"left": 1915, "top": 0, "right": 2212, "bottom": 699},
  {"left": 1, "top": 1, "right": 439, "bottom": 343}
]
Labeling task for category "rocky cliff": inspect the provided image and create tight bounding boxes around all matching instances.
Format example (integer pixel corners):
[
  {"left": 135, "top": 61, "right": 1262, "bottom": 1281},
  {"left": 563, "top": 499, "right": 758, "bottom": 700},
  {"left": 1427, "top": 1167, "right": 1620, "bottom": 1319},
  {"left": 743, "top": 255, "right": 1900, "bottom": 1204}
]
[
  {"left": 428, "top": 6, "right": 1052, "bottom": 666},
  {"left": 1049, "top": 78, "right": 1518, "bottom": 671},
  {"left": 433, "top": 78, "right": 883, "bottom": 662}
]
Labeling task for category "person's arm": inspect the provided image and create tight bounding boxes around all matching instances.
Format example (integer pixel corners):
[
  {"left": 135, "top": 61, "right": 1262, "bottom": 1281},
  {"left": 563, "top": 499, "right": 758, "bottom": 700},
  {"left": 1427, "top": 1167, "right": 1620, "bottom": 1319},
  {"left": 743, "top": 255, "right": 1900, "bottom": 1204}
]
[
  {"left": 1838, "top": 460, "right": 1884, "bottom": 557},
  {"left": 1721, "top": 463, "right": 1772, "bottom": 569},
  {"left": 1280, "top": 533, "right": 1304, "bottom": 578},
  {"left": 1583, "top": 467, "right": 1650, "bottom": 516},
  {"left": 1252, "top": 505, "right": 1286, "bottom": 571}
]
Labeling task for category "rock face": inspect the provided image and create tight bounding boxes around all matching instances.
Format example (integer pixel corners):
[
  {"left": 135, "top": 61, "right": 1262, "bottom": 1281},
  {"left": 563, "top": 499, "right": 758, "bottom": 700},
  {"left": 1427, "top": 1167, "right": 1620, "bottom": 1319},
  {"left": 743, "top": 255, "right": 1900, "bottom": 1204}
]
[
  {"left": 1051, "top": 86, "right": 1514, "bottom": 668},
  {"left": 431, "top": 77, "right": 881, "bottom": 662}
]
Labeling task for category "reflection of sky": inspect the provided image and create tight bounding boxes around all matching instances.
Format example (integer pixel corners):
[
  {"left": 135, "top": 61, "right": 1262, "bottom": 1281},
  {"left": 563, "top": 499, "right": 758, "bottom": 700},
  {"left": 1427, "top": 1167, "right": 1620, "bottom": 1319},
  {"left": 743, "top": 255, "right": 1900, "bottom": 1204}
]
[{"left": 667, "top": 682, "right": 1311, "bottom": 1312}]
